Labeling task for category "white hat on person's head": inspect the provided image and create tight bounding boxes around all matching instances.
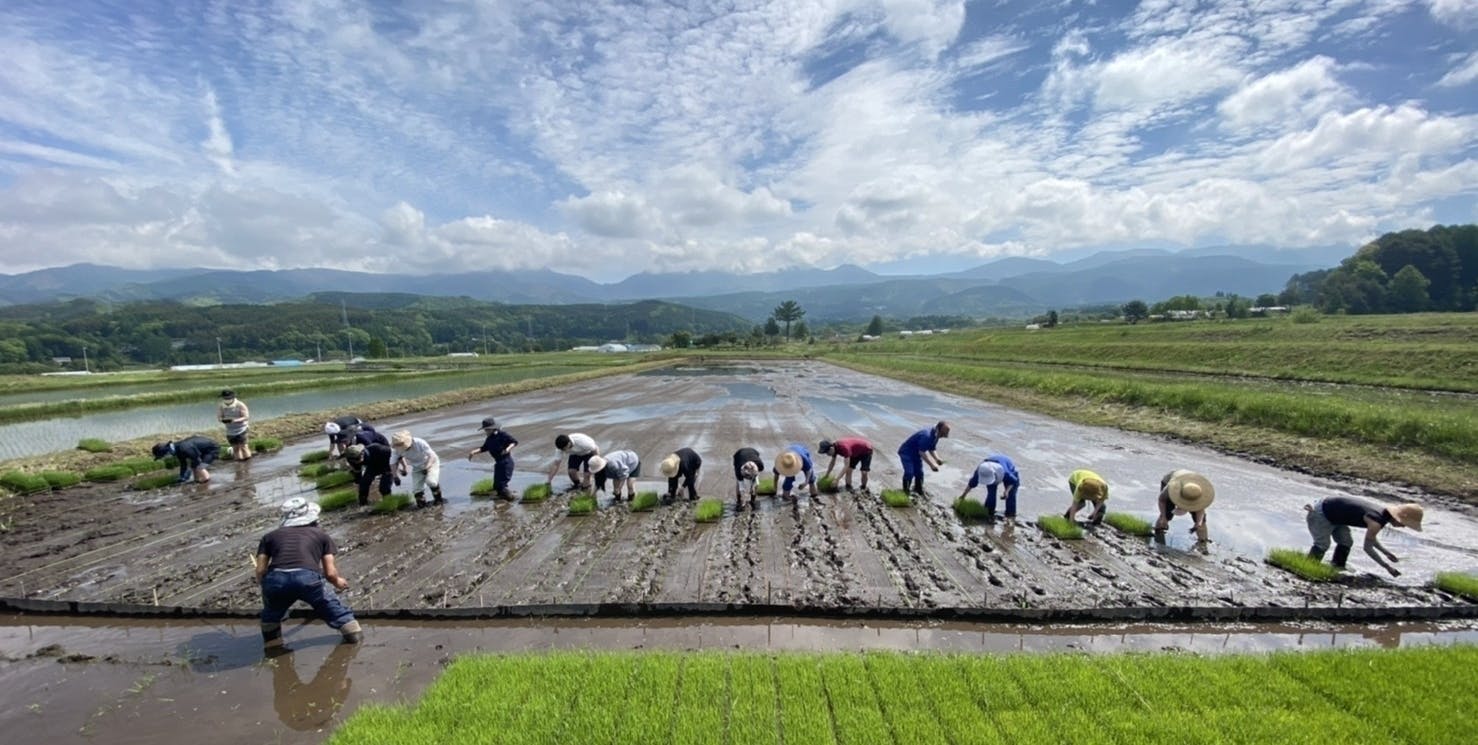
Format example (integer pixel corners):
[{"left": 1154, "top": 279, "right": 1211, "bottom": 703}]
[
  {"left": 280, "top": 497, "right": 322, "bottom": 527},
  {"left": 974, "top": 460, "right": 1004, "bottom": 487},
  {"left": 586, "top": 455, "right": 607, "bottom": 474},
  {"left": 1165, "top": 470, "right": 1215, "bottom": 511},
  {"left": 1389, "top": 503, "right": 1424, "bottom": 531},
  {"left": 324, "top": 422, "right": 341, "bottom": 435},
  {"left": 660, "top": 454, "right": 681, "bottom": 477},
  {"left": 775, "top": 450, "right": 802, "bottom": 477},
  {"left": 390, "top": 430, "right": 413, "bottom": 450}
]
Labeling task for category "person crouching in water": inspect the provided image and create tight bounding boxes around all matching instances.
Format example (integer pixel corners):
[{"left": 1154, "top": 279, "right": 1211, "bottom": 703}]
[
  {"left": 255, "top": 497, "right": 362, "bottom": 646},
  {"left": 468, "top": 417, "right": 517, "bottom": 500},
  {"left": 588, "top": 450, "right": 640, "bottom": 503},
  {"left": 773, "top": 443, "right": 818, "bottom": 500},
  {"left": 153, "top": 436, "right": 220, "bottom": 484},
  {"left": 344, "top": 443, "right": 395, "bottom": 507},
  {"left": 1063, "top": 469, "right": 1109, "bottom": 525},
  {"left": 732, "top": 447, "right": 765, "bottom": 511},
  {"left": 818, "top": 437, "right": 872, "bottom": 492},
  {"left": 390, "top": 430, "right": 443, "bottom": 508},
  {"left": 547, "top": 432, "right": 600, "bottom": 491},
  {"left": 1305, "top": 497, "right": 1423, "bottom": 576},
  {"left": 958, "top": 453, "right": 1020, "bottom": 519},
  {"left": 660, "top": 447, "right": 702, "bottom": 504},
  {"left": 1155, "top": 470, "right": 1215, "bottom": 549}
]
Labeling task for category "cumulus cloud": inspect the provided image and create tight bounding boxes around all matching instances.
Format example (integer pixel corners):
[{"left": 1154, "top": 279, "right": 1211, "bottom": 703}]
[
  {"left": 1426, "top": 0, "right": 1478, "bottom": 27},
  {"left": 1218, "top": 57, "right": 1356, "bottom": 133},
  {"left": 1436, "top": 51, "right": 1478, "bottom": 87}
]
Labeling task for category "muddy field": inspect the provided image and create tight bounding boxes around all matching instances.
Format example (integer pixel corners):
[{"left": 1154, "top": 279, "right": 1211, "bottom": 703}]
[{"left": 2, "top": 361, "right": 1476, "bottom": 615}]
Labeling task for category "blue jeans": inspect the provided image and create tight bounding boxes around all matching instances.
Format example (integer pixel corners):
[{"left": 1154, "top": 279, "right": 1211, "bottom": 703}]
[
  {"left": 985, "top": 480, "right": 1020, "bottom": 516},
  {"left": 260, "top": 569, "right": 356, "bottom": 629},
  {"left": 780, "top": 470, "right": 815, "bottom": 493}
]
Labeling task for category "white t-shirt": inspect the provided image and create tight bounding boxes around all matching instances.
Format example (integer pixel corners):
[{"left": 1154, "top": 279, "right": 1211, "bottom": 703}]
[
  {"left": 390, "top": 438, "right": 438, "bottom": 469},
  {"left": 566, "top": 433, "right": 599, "bottom": 456}
]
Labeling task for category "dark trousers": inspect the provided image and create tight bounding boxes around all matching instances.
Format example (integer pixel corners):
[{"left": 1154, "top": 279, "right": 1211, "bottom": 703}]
[
  {"left": 985, "top": 480, "right": 1020, "bottom": 516},
  {"left": 493, "top": 455, "right": 514, "bottom": 491},
  {"left": 260, "top": 569, "right": 356, "bottom": 629},
  {"left": 357, "top": 467, "right": 393, "bottom": 504},
  {"left": 900, "top": 453, "right": 925, "bottom": 492},
  {"left": 668, "top": 473, "right": 698, "bottom": 500}
]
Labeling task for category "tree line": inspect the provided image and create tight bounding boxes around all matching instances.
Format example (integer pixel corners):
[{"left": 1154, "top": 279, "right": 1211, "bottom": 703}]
[{"left": 1281, "top": 224, "right": 1478, "bottom": 314}]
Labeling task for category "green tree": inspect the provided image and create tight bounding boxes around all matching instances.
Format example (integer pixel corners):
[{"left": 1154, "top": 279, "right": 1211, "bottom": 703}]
[
  {"left": 1224, "top": 295, "right": 1250, "bottom": 319},
  {"left": 1255, "top": 293, "right": 1279, "bottom": 308},
  {"left": 367, "top": 337, "right": 388, "bottom": 358},
  {"left": 1122, "top": 300, "right": 1149, "bottom": 324},
  {"left": 792, "top": 320, "right": 809, "bottom": 341},
  {"left": 1387, "top": 264, "right": 1431, "bottom": 312},
  {"left": 771, "top": 300, "right": 805, "bottom": 340},
  {"left": 763, "top": 317, "right": 781, "bottom": 337},
  {"left": 866, "top": 314, "right": 884, "bottom": 336},
  {"left": 1045, "top": 310, "right": 1059, "bottom": 328},
  {"left": 669, "top": 330, "right": 692, "bottom": 349}
]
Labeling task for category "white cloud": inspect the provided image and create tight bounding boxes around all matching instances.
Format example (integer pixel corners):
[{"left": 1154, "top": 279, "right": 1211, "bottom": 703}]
[
  {"left": 952, "top": 34, "right": 1031, "bottom": 71},
  {"left": 201, "top": 87, "right": 236, "bottom": 177},
  {"left": 1426, "top": 0, "right": 1478, "bottom": 27},
  {"left": 1218, "top": 57, "right": 1356, "bottom": 133},
  {"left": 1436, "top": 51, "right": 1478, "bottom": 87},
  {"left": 879, "top": 0, "right": 966, "bottom": 57}
]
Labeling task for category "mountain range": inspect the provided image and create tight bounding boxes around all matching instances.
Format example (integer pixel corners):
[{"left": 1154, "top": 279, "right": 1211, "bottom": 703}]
[{"left": 0, "top": 244, "right": 1344, "bottom": 321}]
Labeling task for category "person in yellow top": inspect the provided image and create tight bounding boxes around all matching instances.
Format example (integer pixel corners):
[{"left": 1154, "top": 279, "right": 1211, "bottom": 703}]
[{"left": 1063, "top": 469, "right": 1109, "bottom": 524}]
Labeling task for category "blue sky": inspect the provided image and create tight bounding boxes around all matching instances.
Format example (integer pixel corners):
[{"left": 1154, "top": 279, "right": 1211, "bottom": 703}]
[{"left": 0, "top": 0, "right": 1474, "bottom": 279}]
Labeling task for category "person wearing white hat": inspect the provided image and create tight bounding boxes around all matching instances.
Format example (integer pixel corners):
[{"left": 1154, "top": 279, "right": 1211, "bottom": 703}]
[
  {"left": 731, "top": 447, "right": 765, "bottom": 511},
  {"left": 660, "top": 447, "right": 702, "bottom": 504},
  {"left": 818, "top": 437, "right": 873, "bottom": 492},
  {"left": 547, "top": 432, "right": 601, "bottom": 491},
  {"left": 958, "top": 453, "right": 1021, "bottom": 519},
  {"left": 323, "top": 415, "right": 368, "bottom": 457},
  {"left": 254, "top": 497, "right": 362, "bottom": 646},
  {"left": 390, "top": 430, "right": 442, "bottom": 508},
  {"left": 773, "top": 443, "right": 818, "bottom": 500},
  {"left": 1154, "top": 470, "right": 1215, "bottom": 546},
  {"left": 1304, "top": 496, "right": 1423, "bottom": 576},
  {"left": 589, "top": 450, "right": 641, "bottom": 502}
]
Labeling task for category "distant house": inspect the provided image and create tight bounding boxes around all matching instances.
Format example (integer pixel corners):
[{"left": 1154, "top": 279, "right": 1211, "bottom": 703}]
[
  {"left": 447, "top": 352, "right": 479, "bottom": 358},
  {"left": 1025, "top": 323, "right": 1041, "bottom": 330},
  {"left": 859, "top": 335, "right": 879, "bottom": 342},
  {"left": 916, "top": 329, "right": 934, "bottom": 336},
  {"left": 626, "top": 344, "right": 663, "bottom": 353},
  {"left": 270, "top": 359, "right": 305, "bottom": 367},
  {"left": 1250, "top": 306, "right": 1290, "bottom": 316},
  {"left": 899, "top": 330, "right": 915, "bottom": 337},
  {"left": 1165, "top": 310, "right": 1206, "bottom": 321},
  {"left": 570, "top": 345, "right": 601, "bottom": 352},
  {"left": 597, "top": 343, "right": 629, "bottom": 353}
]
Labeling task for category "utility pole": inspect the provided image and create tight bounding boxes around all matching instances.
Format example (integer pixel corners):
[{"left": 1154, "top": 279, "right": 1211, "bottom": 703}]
[
  {"left": 216, "top": 337, "right": 224, "bottom": 366},
  {"left": 342, "top": 300, "right": 354, "bottom": 359},
  {"left": 82, "top": 345, "right": 89, "bottom": 373},
  {"left": 482, "top": 323, "right": 489, "bottom": 356}
]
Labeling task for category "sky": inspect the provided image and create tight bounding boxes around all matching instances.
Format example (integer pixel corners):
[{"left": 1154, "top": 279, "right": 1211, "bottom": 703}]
[{"left": 0, "top": 0, "right": 1475, "bottom": 280}]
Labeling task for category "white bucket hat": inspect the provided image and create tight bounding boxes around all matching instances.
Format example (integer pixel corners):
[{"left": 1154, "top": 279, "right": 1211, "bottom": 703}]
[
  {"left": 324, "top": 422, "right": 341, "bottom": 435},
  {"left": 775, "top": 450, "right": 802, "bottom": 477},
  {"left": 280, "top": 497, "right": 322, "bottom": 527},
  {"left": 586, "top": 455, "right": 608, "bottom": 474},
  {"left": 974, "top": 460, "right": 1004, "bottom": 487},
  {"left": 390, "top": 430, "right": 413, "bottom": 450},
  {"left": 1165, "top": 470, "right": 1215, "bottom": 511},
  {"left": 660, "top": 453, "right": 681, "bottom": 477}
]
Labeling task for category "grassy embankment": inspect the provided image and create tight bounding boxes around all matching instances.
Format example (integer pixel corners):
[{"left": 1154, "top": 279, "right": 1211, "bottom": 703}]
[
  {"left": 826, "top": 313, "right": 1478, "bottom": 500},
  {"left": 328, "top": 646, "right": 1478, "bottom": 744}
]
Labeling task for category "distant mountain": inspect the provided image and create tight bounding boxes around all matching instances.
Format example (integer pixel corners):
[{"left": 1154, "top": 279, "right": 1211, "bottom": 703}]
[
  {"left": 945, "top": 256, "right": 1063, "bottom": 280},
  {"left": 95, "top": 267, "right": 603, "bottom": 305},
  {"left": 607, "top": 263, "right": 880, "bottom": 300},
  {"left": 1004, "top": 254, "right": 1318, "bottom": 307},
  {"left": 1178, "top": 244, "right": 1349, "bottom": 268},
  {"left": 0, "top": 263, "right": 198, "bottom": 305}
]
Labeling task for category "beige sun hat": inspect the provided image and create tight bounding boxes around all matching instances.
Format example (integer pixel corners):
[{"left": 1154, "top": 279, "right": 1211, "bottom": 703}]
[
  {"left": 775, "top": 450, "right": 802, "bottom": 477},
  {"left": 586, "top": 455, "right": 608, "bottom": 474},
  {"left": 390, "top": 430, "right": 413, "bottom": 450},
  {"left": 660, "top": 453, "right": 681, "bottom": 477},
  {"left": 1165, "top": 470, "right": 1215, "bottom": 511},
  {"left": 1388, "top": 503, "right": 1424, "bottom": 531}
]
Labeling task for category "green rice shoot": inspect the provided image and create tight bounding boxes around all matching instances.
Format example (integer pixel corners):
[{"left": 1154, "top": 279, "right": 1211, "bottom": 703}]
[
  {"left": 318, "top": 488, "right": 359, "bottom": 511},
  {"left": 250, "top": 437, "right": 283, "bottom": 452},
  {"left": 0, "top": 471, "right": 50, "bottom": 494},
  {"left": 469, "top": 478, "right": 496, "bottom": 497},
  {"left": 1038, "top": 514, "right": 1085, "bottom": 539},
  {"left": 630, "top": 491, "right": 660, "bottom": 512},
  {"left": 39, "top": 471, "right": 83, "bottom": 489},
  {"left": 76, "top": 438, "right": 113, "bottom": 453},
  {"left": 953, "top": 497, "right": 991, "bottom": 520},
  {"left": 817, "top": 475, "right": 840, "bottom": 493},
  {"left": 521, "top": 483, "right": 552, "bottom": 503},
  {"left": 568, "top": 494, "right": 596, "bottom": 516},
  {"left": 372, "top": 494, "right": 412, "bottom": 513},
  {"left": 315, "top": 471, "right": 355, "bottom": 490},
  {"left": 115, "top": 456, "right": 169, "bottom": 474},
  {"left": 881, "top": 489, "right": 912, "bottom": 508},
  {"left": 299, "top": 463, "right": 336, "bottom": 478},
  {"left": 694, "top": 498, "right": 723, "bottom": 522},
  {"left": 1105, "top": 512, "right": 1155, "bottom": 536},
  {"left": 756, "top": 477, "right": 776, "bottom": 496},
  {"left": 1434, "top": 572, "right": 1478, "bottom": 601},
  {"left": 83, "top": 464, "right": 135, "bottom": 483},
  {"left": 1267, "top": 548, "right": 1342, "bottom": 582},
  {"left": 299, "top": 449, "right": 331, "bottom": 464},
  {"left": 131, "top": 472, "right": 181, "bottom": 490}
]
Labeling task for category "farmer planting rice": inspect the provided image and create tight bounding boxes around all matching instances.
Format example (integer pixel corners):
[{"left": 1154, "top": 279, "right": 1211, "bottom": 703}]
[
  {"left": 957, "top": 453, "right": 1020, "bottom": 519},
  {"left": 345, "top": 442, "right": 396, "bottom": 507},
  {"left": 217, "top": 389, "right": 252, "bottom": 461},
  {"left": 153, "top": 435, "right": 220, "bottom": 483},
  {"left": 659, "top": 447, "right": 702, "bottom": 504},
  {"left": 1063, "top": 468, "right": 1109, "bottom": 525},
  {"left": 255, "top": 497, "right": 362, "bottom": 647},
  {"left": 818, "top": 436, "right": 873, "bottom": 491},
  {"left": 323, "top": 415, "right": 378, "bottom": 457},
  {"left": 1155, "top": 470, "right": 1215, "bottom": 548},
  {"left": 732, "top": 447, "right": 765, "bottom": 511},
  {"left": 390, "top": 429, "right": 443, "bottom": 508},
  {"left": 774, "top": 443, "right": 818, "bottom": 500},
  {"left": 547, "top": 432, "right": 600, "bottom": 490},
  {"left": 897, "top": 421, "right": 949, "bottom": 495},
  {"left": 1305, "top": 497, "right": 1423, "bottom": 576},
  {"left": 588, "top": 450, "right": 640, "bottom": 503},
  {"left": 467, "top": 417, "right": 518, "bottom": 500}
]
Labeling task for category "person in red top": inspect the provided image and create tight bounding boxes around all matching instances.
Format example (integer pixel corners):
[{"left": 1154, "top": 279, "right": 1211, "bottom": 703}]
[{"left": 818, "top": 437, "right": 873, "bottom": 491}]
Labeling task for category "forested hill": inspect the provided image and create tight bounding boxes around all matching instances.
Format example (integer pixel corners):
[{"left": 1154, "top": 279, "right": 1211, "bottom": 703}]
[
  {"left": 0, "top": 296, "right": 751, "bottom": 370},
  {"left": 1282, "top": 224, "right": 1478, "bottom": 313}
]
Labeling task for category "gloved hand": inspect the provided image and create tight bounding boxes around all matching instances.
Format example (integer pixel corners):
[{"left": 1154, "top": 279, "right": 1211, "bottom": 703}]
[{"left": 393, "top": 476, "right": 402, "bottom": 486}]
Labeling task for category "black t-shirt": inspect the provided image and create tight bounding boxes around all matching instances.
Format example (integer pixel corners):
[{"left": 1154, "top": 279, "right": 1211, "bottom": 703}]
[
  {"left": 257, "top": 525, "right": 337, "bottom": 572},
  {"left": 732, "top": 447, "right": 764, "bottom": 478},
  {"left": 359, "top": 443, "right": 393, "bottom": 472},
  {"left": 477, "top": 430, "right": 518, "bottom": 458},
  {"left": 1321, "top": 496, "right": 1392, "bottom": 528},
  {"left": 673, "top": 447, "right": 702, "bottom": 478}
]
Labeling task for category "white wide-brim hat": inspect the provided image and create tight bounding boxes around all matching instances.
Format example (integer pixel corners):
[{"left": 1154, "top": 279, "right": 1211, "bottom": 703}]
[
  {"left": 775, "top": 451, "right": 802, "bottom": 477},
  {"left": 324, "top": 422, "right": 341, "bottom": 435},
  {"left": 975, "top": 460, "right": 1003, "bottom": 487},
  {"left": 659, "top": 454, "right": 680, "bottom": 477},
  {"left": 281, "top": 497, "right": 322, "bottom": 527},
  {"left": 1166, "top": 471, "right": 1215, "bottom": 511}
]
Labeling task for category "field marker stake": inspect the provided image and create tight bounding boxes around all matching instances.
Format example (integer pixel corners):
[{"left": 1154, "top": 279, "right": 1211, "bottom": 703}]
[{"left": 152, "top": 588, "right": 159, "bottom": 606}]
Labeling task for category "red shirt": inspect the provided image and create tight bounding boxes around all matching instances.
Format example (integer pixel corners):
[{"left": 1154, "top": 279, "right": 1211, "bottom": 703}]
[{"left": 834, "top": 438, "right": 873, "bottom": 458}]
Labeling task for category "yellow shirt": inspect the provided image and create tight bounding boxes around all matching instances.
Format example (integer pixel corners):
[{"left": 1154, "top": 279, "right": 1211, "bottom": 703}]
[{"left": 1068, "top": 469, "right": 1108, "bottom": 501}]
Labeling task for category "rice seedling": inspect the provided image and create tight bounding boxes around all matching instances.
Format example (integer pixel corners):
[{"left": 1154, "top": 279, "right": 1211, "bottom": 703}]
[
  {"left": 299, "top": 449, "right": 331, "bottom": 464},
  {"left": 952, "top": 497, "right": 991, "bottom": 520},
  {"left": 131, "top": 472, "right": 181, "bottom": 490},
  {"left": 76, "top": 438, "right": 113, "bottom": 453},
  {"left": 817, "top": 474, "right": 840, "bottom": 493},
  {"left": 694, "top": 497, "right": 723, "bottom": 522},
  {"left": 1266, "top": 548, "right": 1341, "bottom": 581},
  {"left": 39, "top": 471, "right": 82, "bottom": 489},
  {"left": 469, "top": 478, "right": 496, "bottom": 497},
  {"left": 250, "top": 437, "right": 283, "bottom": 452},
  {"left": 0, "top": 471, "right": 49, "bottom": 494},
  {"left": 371, "top": 494, "right": 412, "bottom": 513},
  {"left": 318, "top": 488, "right": 359, "bottom": 511},
  {"left": 1433, "top": 572, "right": 1478, "bottom": 601},
  {"left": 630, "top": 491, "right": 660, "bottom": 512},
  {"left": 1104, "top": 512, "right": 1154, "bottom": 536},
  {"left": 568, "top": 494, "right": 596, "bottom": 515},
  {"left": 521, "top": 483, "right": 551, "bottom": 503},
  {"left": 1037, "top": 515, "right": 1084, "bottom": 539},
  {"left": 756, "top": 477, "right": 776, "bottom": 496},
  {"left": 83, "top": 464, "right": 135, "bottom": 482},
  {"left": 298, "top": 463, "right": 336, "bottom": 478},
  {"left": 881, "top": 489, "right": 912, "bottom": 508},
  {"left": 315, "top": 471, "right": 355, "bottom": 490},
  {"left": 115, "top": 456, "right": 169, "bottom": 474}
]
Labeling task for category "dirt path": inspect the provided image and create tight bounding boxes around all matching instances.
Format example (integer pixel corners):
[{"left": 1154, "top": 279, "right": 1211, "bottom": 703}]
[{"left": 2, "top": 361, "right": 1474, "bottom": 614}]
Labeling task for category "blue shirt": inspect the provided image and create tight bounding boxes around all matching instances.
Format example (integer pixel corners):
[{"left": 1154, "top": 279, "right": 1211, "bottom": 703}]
[
  {"left": 785, "top": 443, "right": 814, "bottom": 473},
  {"left": 898, "top": 427, "right": 938, "bottom": 456},
  {"left": 968, "top": 453, "right": 1020, "bottom": 488}
]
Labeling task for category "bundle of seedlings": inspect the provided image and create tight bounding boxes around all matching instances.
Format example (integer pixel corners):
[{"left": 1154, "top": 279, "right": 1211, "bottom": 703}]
[
  {"left": 318, "top": 488, "right": 359, "bottom": 511},
  {"left": 372, "top": 494, "right": 412, "bottom": 513},
  {"left": 756, "top": 477, "right": 777, "bottom": 496},
  {"left": 0, "top": 471, "right": 49, "bottom": 494},
  {"left": 817, "top": 475, "right": 840, "bottom": 494},
  {"left": 131, "top": 472, "right": 182, "bottom": 490},
  {"left": 1038, "top": 515, "right": 1085, "bottom": 539},
  {"left": 76, "top": 438, "right": 113, "bottom": 453},
  {"left": 952, "top": 497, "right": 990, "bottom": 521},
  {"left": 315, "top": 471, "right": 356, "bottom": 490},
  {"left": 694, "top": 498, "right": 724, "bottom": 522},
  {"left": 521, "top": 483, "right": 552, "bottom": 503},
  {"left": 469, "top": 479, "right": 496, "bottom": 497},
  {"left": 1104, "top": 512, "right": 1154, "bottom": 536},
  {"left": 881, "top": 489, "right": 912, "bottom": 508},
  {"left": 116, "top": 456, "right": 173, "bottom": 474},
  {"left": 299, "top": 449, "right": 331, "bottom": 464},
  {"left": 250, "top": 437, "right": 283, "bottom": 453},
  {"left": 568, "top": 495, "right": 597, "bottom": 516},
  {"left": 1266, "top": 548, "right": 1341, "bottom": 582},
  {"left": 630, "top": 491, "right": 660, "bottom": 512},
  {"left": 83, "top": 464, "right": 135, "bottom": 483},
  {"left": 1434, "top": 572, "right": 1478, "bottom": 602},
  {"left": 299, "top": 463, "right": 337, "bottom": 478},
  {"left": 40, "top": 471, "right": 83, "bottom": 489}
]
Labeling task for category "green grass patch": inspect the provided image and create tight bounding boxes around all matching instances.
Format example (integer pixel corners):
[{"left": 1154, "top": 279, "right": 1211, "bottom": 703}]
[
  {"left": 630, "top": 491, "right": 660, "bottom": 512},
  {"left": 76, "top": 438, "right": 113, "bottom": 453},
  {"left": 314, "top": 471, "right": 355, "bottom": 490},
  {"left": 694, "top": 497, "right": 723, "bottom": 522},
  {"left": 371, "top": 494, "right": 412, "bottom": 513},
  {"left": 1037, "top": 514, "right": 1084, "bottom": 539},
  {"left": 756, "top": 477, "right": 776, "bottom": 496},
  {"left": 298, "top": 463, "right": 336, "bottom": 478},
  {"left": 881, "top": 488, "right": 912, "bottom": 507},
  {"left": 952, "top": 497, "right": 991, "bottom": 520},
  {"left": 39, "top": 471, "right": 82, "bottom": 489},
  {"left": 817, "top": 474, "right": 840, "bottom": 493},
  {"left": 115, "top": 456, "right": 170, "bottom": 474},
  {"left": 469, "top": 478, "right": 496, "bottom": 497},
  {"left": 249, "top": 437, "right": 282, "bottom": 452},
  {"left": 520, "top": 483, "right": 551, "bottom": 503},
  {"left": 83, "top": 464, "right": 135, "bottom": 482},
  {"left": 131, "top": 472, "right": 181, "bottom": 490},
  {"left": 1104, "top": 511, "right": 1154, "bottom": 536},
  {"left": 0, "top": 470, "right": 49, "bottom": 494},
  {"left": 1433, "top": 572, "right": 1478, "bottom": 601},
  {"left": 568, "top": 494, "right": 596, "bottom": 516},
  {"left": 1267, "top": 548, "right": 1342, "bottom": 582},
  {"left": 318, "top": 488, "right": 359, "bottom": 511},
  {"left": 325, "top": 646, "right": 1478, "bottom": 745},
  {"left": 299, "top": 449, "right": 331, "bottom": 464}
]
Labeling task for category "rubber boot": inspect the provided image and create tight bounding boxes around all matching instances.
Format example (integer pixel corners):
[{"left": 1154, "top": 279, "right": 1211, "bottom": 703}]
[
  {"left": 496, "top": 487, "right": 514, "bottom": 501},
  {"left": 340, "top": 620, "right": 363, "bottom": 644},
  {"left": 431, "top": 486, "right": 445, "bottom": 504},
  {"left": 1331, "top": 545, "right": 1351, "bottom": 569},
  {"left": 1307, "top": 546, "right": 1327, "bottom": 561},
  {"left": 413, "top": 491, "right": 428, "bottom": 509},
  {"left": 1089, "top": 503, "right": 1106, "bottom": 525},
  {"left": 261, "top": 622, "right": 282, "bottom": 646}
]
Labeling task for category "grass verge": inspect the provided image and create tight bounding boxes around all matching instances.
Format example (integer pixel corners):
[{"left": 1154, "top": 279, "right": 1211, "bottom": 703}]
[
  {"left": 299, "top": 449, "right": 331, "bottom": 464},
  {"left": 318, "top": 488, "right": 359, "bottom": 511},
  {"left": 881, "top": 489, "right": 912, "bottom": 507},
  {"left": 756, "top": 477, "right": 776, "bottom": 496},
  {"left": 372, "top": 494, "right": 412, "bottom": 513},
  {"left": 817, "top": 475, "right": 840, "bottom": 493},
  {"left": 469, "top": 478, "right": 496, "bottom": 497},
  {"left": 1105, "top": 512, "right": 1154, "bottom": 536},
  {"left": 520, "top": 483, "right": 551, "bottom": 503},
  {"left": 694, "top": 497, "right": 723, "bottom": 522},
  {"left": 953, "top": 497, "right": 990, "bottom": 521},
  {"left": 315, "top": 471, "right": 355, "bottom": 490},
  {"left": 1038, "top": 515, "right": 1085, "bottom": 539},
  {"left": 131, "top": 472, "right": 181, "bottom": 490},
  {"left": 1266, "top": 548, "right": 1341, "bottom": 582},
  {"left": 76, "top": 438, "right": 113, "bottom": 453},
  {"left": 568, "top": 495, "right": 596, "bottom": 516},
  {"left": 630, "top": 491, "right": 659, "bottom": 512},
  {"left": 1433, "top": 572, "right": 1478, "bottom": 601}
]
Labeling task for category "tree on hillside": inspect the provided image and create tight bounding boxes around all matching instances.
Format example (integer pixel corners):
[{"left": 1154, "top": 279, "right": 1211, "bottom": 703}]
[
  {"left": 772, "top": 300, "right": 806, "bottom": 340},
  {"left": 1046, "top": 310, "right": 1059, "bottom": 328},
  {"left": 1387, "top": 265, "right": 1431, "bottom": 312},
  {"left": 793, "top": 320, "right": 810, "bottom": 341},
  {"left": 764, "top": 317, "right": 781, "bottom": 337},
  {"left": 866, "top": 314, "right": 884, "bottom": 336},
  {"left": 1122, "top": 300, "right": 1149, "bottom": 324},
  {"left": 669, "top": 330, "right": 692, "bottom": 349},
  {"left": 1255, "top": 293, "right": 1279, "bottom": 308},
  {"left": 1319, "top": 259, "right": 1388, "bottom": 314}
]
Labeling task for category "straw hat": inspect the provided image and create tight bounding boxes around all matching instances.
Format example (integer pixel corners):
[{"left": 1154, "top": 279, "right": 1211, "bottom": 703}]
[
  {"left": 775, "top": 450, "right": 802, "bottom": 477},
  {"left": 974, "top": 460, "right": 1004, "bottom": 487},
  {"left": 323, "top": 422, "right": 341, "bottom": 435},
  {"left": 586, "top": 455, "right": 608, "bottom": 474},
  {"left": 659, "top": 453, "right": 681, "bottom": 477},
  {"left": 1074, "top": 476, "right": 1107, "bottom": 501},
  {"left": 280, "top": 497, "right": 322, "bottom": 527},
  {"left": 1388, "top": 503, "right": 1424, "bottom": 531},
  {"left": 390, "top": 430, "right": 413, "bottom": 450},
  {"left": 1165, "top": 470, "right": 1215, "bottom": 511}
]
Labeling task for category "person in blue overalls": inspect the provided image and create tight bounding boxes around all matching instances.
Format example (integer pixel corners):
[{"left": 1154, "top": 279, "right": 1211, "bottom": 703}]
[{"left": 896, "top": 421, "right": 949, "bottom": 495}]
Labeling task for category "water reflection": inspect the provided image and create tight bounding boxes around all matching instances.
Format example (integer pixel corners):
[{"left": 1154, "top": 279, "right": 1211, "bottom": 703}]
[{"left": 268, "top": 642, "right": 361, "bottom": 730}]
